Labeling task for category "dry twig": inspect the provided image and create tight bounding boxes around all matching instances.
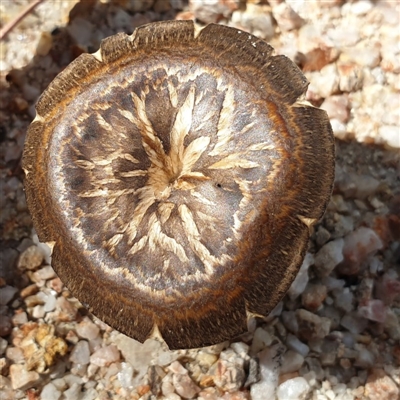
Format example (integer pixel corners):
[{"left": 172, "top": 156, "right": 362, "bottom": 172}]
[{"left": 0, "top": 0, "right": 46, "bottom": 41}]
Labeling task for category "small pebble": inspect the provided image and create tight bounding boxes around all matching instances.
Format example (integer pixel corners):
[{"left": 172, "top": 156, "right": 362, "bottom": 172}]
[
  {"left": 118, "top": 362, "right": 134, "bottom": 388},
  {"left": 10, "top": 364, "right": 40, "bottom": 390},
  {"left": 76, "top": 317, "right": 100, "bottom": 341},
  {"left": 314, "top": 239, "right": 344, "bottom": 276},
  {"left": 89, "top": 345, "right": 120, "bottom": 367},
  {"left": 333, "top": 288, "right": 354, "bottom": 313},
  {"left": 281, "top": 350, "right": 305, "bottom": 374},
  {"left": 272, "top": 2, "right": 304, "bottom": 32},
  {"left": 210, "top": 349, "right": 246, "bottom": 392},
  {"left": 358, "top": 299, "right": 387, "bottom": 323},
  {"left": 301, "top": 283, "right": 327, "bottom": 311},
  {"left": 17, "top": 246, "right": 44, "bottom": 270},
  {"left": 288, "top": 253, "right": 314, "bottom": 300},
  {"left": 70, "top": 340, "right": 90, "bottom": 365},
  {"left": 286, "top": 334, "right": 310, "bottom": 357},
  {"left": 354, "top": 347, "right": 375, "bottom": 368},
  {"left": 6, "top": 346, "right": 24, "bottom": 363},
  {"left": 296, "top": 309, "right": 331, "bottom": 340},
  {"left": 276, "top": 377, "right": 310, "bottom": 400},
  {"left": 43, "top": 293, "right": 57, "bottom": 312},
  {"left": 32, "top": 265, "right": 56, "bottom": 282},
  {"left": 231, "top": 4, "right": 275, "bottom": 40},
  {"left": 40, "top": 382, "right": 62, "bottom": 400},
  {"left": 250, "top": 343, "right": 285, "bottom": 400},
  {"left": 250, "top": 327, "right": 273, "bottom": 355},
  {"left": 341, "top": 227, "right": 383, "bottom": 275},
  {"left": 340, "top": 312, "right": 369, "bottom": 334},
  {"left": 190, "top": 0, "right": 240, "bottom": 24},
  {"left": 63, "top": 383, "right": 82, "bottom": 400}
]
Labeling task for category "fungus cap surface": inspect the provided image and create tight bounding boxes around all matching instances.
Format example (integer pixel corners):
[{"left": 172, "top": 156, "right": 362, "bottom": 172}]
[{"left": 22, "top": 20, "right": 335, "bottom": 349}]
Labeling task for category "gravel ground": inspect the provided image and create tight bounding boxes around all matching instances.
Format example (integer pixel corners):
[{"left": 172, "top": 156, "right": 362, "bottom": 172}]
[{"left": 0, "top": 1, "right": 399, "bottom": 399}]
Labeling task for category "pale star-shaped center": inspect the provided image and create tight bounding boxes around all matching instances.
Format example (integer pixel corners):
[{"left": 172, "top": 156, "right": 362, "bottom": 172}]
[
  {"left": 106, "top": 84, "right": 213, "bottom": 255},
  {"left": 134, "top": 85, "right": 210, "bottom": 201}
]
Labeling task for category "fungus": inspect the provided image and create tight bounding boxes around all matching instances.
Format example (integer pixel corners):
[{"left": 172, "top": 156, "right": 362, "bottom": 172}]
[{"left": 22, "top": 21, "right": 335, "bottom": 350}]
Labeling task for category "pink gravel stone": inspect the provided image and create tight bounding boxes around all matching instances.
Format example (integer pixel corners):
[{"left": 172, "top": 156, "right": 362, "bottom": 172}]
[
  {"left": 364, "top": 369, "right": 399, "bottom": 400},
  {"left": 376, "top": 272, "right": 400, "bottom": 305},
  {"left": 89, "top": 345, "right": 120, "bottom": 367},
  {"left": 173, "top": 372, "right": 201, "bottom": 399},
  {"left": 341, "top": 227, "right": 383, "bottom": 275},
  {"left": 358, "top": 299, "right": 387, "bottom": 323},
  {"left": 76, "top": 317, "right": 100, "bottom": 340},
  {"left": 10, "top": 364, "right": 40, "bottom": 390},
  {"left": 301, "top": 284, "right": 327, "bottom": 311}
]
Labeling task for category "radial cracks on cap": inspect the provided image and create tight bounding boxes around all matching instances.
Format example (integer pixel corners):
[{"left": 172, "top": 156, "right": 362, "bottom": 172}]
[{"left": 71, "top": 70, "right": 279, "bottom": 286}]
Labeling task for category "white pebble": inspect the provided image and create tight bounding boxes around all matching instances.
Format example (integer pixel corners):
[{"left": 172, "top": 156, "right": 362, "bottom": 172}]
[
  {"left": 40, "top": 382, "right": 61, "bottom": 400},
  {"left": 63, "top": 383, "right": 82, "bottom": 400},
  {"left": 43, "top": 293, "right": 57, "bottom": 312},
  {"left": 350, "top": 0, "right": 373, "bottom": 15},
  {"left": 32, "top": 304, "right": 45, "bottom": 319},
  {"left": 87, "top": 363, "right": 99, "bottom": 379},
  {"left": 103, "top": 362, "right": 120, "bottom": 381},
  {"left": 230, "top": 341, "right": 249, "bottom": 359},
  {"left": 70, "top": 341, "right": 90, "bottom": 365},
  {"left": 333, "top": 288, "right": 354, "bottom": 313},
  {"left": 379, "top": 125, "right": 400, "bottom": 148},
  {"left": 286, "top": 334, "right": 310, "bottom": 357},
  {"left": 250, "top": 343, "right": 285, "bottom": 400},
  {"left": 161, "top": 372, "right": 175, "bottom": 396},
  {"left": 33, "top": 265, "right": 56, "bottom": 281},
  {"left": 76, "top": 317, "right": 100, "bottom": 340},
  {"left": 308, "top": 64, "right": 340, "bottom": 99},
  {"left": 288, "top": 253, "right": 314, "bottom": 300},
  {"left": 277, "top": 377, "right": 311, "bottom": 400},
  {"left": 325, "top": 389, "right": 336, "bottom": 400},
  {"left": 81, "top": 387, "right": 98, "bottom": 400},
  {"left": 172, "top": 371, "right": 201, "bottom": 398},
  {"left": 250, "top": 327, "right": 273, "bottom": 355},
  {"left": 118, "top": 362, "right": 134, "bottom": 388},
  {"left": 64, "top": 374, "right": 83, "bottom": 387},
  {"left": 314, "top": 239, "right": 344, "bottom": 275},
  {"left": 90, "top": 345, "right": 120, "bottom": 367},
  {"left": 281, "top": 350, "right": 305, "bottom": 374},
  {"left": 52, "top": 378, "right": 67, "bottom": 391}
]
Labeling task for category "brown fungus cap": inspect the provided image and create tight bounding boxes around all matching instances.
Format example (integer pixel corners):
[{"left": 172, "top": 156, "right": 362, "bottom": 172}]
[{"left": 22, "top": 20, "right": 335, "bottom": 350}]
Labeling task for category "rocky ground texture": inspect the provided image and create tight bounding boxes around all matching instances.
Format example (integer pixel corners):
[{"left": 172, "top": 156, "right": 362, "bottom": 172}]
[{"left": 0, "top": 0, "right": 399, "bottom": 399}]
